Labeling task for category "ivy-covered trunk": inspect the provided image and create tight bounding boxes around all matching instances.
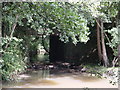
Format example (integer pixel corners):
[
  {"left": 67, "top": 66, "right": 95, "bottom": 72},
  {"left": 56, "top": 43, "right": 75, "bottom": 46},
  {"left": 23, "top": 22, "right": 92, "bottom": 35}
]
[
  {"left": 28, "top": 37, "right": 39, "bottom": 63},
  {"left": 42, "top": 34, "right": 49, "bottom": 54},
  {"left": 29, "top": 47, "right": 38, "bottom": 63}
]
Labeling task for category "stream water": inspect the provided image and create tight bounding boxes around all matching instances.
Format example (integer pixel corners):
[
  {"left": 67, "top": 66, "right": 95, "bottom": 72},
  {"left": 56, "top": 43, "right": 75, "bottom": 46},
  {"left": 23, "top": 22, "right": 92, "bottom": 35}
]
[{"left": 2, "top": 70, "right": 118, "bottom": 88}]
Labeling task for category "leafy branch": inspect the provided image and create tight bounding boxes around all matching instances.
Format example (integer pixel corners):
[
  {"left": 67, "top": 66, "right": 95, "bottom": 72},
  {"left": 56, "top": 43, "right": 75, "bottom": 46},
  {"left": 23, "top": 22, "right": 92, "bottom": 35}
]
[{"left": 5, "top": 15, "right": 19, "bottom": 49}]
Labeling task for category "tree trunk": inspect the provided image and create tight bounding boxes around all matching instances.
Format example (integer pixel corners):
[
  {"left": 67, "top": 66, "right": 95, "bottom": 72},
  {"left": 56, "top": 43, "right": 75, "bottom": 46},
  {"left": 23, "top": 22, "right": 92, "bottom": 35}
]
[
  {"left": 5, "top": 15, "right": 18, "bottom": 49},
  {"left": 100, "top": 20, "right": 109, "bottom": 67},
  {"left": 0, "top": 3, "right": 2, "bottom": 57},
  {"left": 117, "top": 9, "right": 120, "bottom": 66},
  {"left": 96, "top": 18, "right": 102, "bottom": 63},
  {"left": 117, "top": 3, "right": 120, "bottom": 87}
]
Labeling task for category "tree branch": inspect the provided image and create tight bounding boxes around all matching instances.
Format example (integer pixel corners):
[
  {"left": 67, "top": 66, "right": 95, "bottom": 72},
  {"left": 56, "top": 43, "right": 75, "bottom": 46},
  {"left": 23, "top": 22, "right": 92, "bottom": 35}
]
[{"left": 5, "top": 15, "right": 19, "bottom": 49}]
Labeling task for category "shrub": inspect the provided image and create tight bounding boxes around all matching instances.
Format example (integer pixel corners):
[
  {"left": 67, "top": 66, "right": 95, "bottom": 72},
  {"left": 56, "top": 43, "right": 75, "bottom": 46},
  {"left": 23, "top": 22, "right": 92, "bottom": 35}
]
[{"left": 1, "top": 37, "right": 26, "bottom": 81}]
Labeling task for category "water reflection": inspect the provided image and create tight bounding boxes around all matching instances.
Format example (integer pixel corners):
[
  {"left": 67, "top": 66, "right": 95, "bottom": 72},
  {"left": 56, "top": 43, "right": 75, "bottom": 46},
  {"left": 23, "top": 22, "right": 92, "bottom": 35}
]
[
  {"left": 2, "top": 70, "right": 118, "bottom": 88},
  {"left": 3, "top": 70, "right": 51, "bottom": 88}
]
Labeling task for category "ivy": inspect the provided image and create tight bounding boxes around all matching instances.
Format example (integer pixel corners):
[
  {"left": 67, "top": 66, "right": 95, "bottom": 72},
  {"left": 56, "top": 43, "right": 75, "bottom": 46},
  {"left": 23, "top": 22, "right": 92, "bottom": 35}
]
[
  {"left": 1, "top": 37, "right": 26, "bottom": 81},
  {"left": 106, "top": 28, "right": 119, "bottom": 56}
]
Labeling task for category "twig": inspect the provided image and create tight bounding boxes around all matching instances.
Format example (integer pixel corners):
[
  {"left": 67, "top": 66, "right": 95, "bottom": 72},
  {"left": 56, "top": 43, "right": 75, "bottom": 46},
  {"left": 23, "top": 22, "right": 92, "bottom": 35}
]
[{"left": 112, "top": 57, "right": 118, "bottom": 67}]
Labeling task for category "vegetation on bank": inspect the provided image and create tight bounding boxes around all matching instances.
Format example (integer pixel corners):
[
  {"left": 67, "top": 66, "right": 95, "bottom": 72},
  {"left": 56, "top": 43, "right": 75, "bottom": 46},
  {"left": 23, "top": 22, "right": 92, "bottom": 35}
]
[{"left": 0, "top": 1, "right": 120, "bottom": 83}]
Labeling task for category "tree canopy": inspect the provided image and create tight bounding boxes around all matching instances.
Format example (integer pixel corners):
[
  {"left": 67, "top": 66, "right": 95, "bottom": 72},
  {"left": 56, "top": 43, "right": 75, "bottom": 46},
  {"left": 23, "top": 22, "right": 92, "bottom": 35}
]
[
  {"left": 2, "top": 2, "right": 91, "bottom": 44},
  {"left": 1, "top": 1, "right": 120, "bottom": 81}
]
